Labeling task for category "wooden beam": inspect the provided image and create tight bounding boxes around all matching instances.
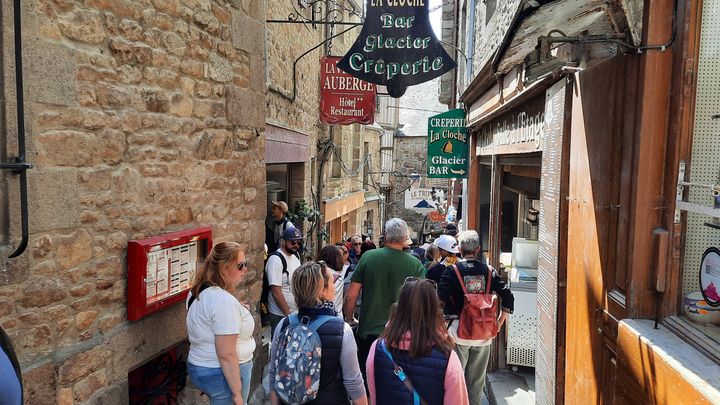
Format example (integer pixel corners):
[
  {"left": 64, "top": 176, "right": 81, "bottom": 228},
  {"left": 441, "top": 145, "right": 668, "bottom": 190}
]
[{"left": 503, "top": 165, "right": 542, "bottom": 178}]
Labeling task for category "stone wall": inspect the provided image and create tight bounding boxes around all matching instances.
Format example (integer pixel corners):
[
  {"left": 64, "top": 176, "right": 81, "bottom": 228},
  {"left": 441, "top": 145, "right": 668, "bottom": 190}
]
[
  {"left": 266, "top": 1, "right": 324, "bottom": 221},
  {"left": 265, "top": 1, "right": 382, "bottom": 245},
  {"left": 0, "top": 0, "right": 266, "bottom": 403},
  {"left": 387, "top": 136, "right": 429, "bottom": 239},
  {"left": 453, "top": 0, "right": 521, "bottom": 97}
]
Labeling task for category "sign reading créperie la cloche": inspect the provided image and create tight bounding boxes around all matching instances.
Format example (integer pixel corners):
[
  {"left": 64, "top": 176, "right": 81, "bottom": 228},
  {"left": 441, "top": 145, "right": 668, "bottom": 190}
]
[
  {"left": 337, "top": 0, "right": 456, "bottom": 98},
  {"left": 427, "top": 109, "right": 468, "bottom": 178}
]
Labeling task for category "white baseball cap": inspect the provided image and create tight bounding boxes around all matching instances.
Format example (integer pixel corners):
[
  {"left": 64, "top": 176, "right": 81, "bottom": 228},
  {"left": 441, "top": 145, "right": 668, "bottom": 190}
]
[{"left": 433, "top": 234, "right": 459, "bottom": 254}]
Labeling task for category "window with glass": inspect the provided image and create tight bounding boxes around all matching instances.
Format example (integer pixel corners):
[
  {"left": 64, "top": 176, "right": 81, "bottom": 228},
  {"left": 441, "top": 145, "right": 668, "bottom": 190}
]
[{"left": 677, "top": 0, "right": 720, "bottom": 348}]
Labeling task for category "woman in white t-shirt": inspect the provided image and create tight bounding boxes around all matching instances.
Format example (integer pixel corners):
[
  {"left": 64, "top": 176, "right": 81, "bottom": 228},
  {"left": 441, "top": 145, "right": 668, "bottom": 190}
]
[{"left": 186, "top": 242, "right": 255, "bottom": 405}]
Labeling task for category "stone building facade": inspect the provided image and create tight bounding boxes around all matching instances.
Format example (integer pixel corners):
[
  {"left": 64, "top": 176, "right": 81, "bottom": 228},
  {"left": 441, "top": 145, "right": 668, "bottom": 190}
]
[
  {"left": 387, "top": 135, "right": 446, "bottom": 241},
  {"left": 266, "top": 0, "right": 384, "bottom": 247},
  {"left": 0, "top": 0, "right": 267, "bottom": 403}
]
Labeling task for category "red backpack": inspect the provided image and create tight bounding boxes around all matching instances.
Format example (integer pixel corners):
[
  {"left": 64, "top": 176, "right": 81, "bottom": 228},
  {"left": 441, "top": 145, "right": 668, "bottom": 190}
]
[{"left": 452, "top": 264, "right": 499, "bottom": 340}]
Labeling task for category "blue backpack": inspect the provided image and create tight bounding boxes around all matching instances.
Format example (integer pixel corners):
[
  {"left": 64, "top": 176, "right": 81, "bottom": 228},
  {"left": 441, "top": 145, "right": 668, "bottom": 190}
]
[{"left": 272, "top": 314, "right": 334, "bottom": 405}]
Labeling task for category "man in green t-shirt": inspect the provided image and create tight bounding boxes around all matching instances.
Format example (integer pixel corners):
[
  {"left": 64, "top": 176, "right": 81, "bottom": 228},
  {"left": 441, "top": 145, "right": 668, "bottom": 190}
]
[{"left": 343, "top": 217, "right": 425, "bottom": 385}]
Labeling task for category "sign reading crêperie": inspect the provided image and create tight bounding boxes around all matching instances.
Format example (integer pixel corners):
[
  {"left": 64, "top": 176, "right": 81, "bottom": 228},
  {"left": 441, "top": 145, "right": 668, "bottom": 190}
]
[
  {"left": 320, "top": 56, "right": 376, "bottom": 125},
  {"left": 337, "top": 0, "right": 456, "bottom": 98}
]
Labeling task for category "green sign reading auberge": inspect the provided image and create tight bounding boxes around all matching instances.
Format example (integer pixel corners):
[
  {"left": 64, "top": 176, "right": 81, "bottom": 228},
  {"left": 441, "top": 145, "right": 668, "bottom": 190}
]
[{"left": 427, "top": 109, "right": 468, "bottom": 178}]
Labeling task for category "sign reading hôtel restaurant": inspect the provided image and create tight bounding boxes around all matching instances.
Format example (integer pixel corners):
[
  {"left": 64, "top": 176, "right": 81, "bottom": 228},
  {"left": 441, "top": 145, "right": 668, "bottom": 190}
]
[
  {"left": 427, "top": 109, "right": 468, "bottom": 179},
  {"left": 337, "top": 0, "right": 456, "bottom": 98},
  {"left": 320, "top": 56, "right": 376, "bottom": 125}
]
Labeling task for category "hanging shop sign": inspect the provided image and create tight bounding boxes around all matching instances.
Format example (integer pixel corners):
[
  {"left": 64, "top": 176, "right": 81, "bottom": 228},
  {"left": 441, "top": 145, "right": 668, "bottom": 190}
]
[
  {"left": 337, "top": 1, "right": 456, "bottom": 98},
  {"left": 700, "top": 247, "right": 720, "bottom": 307},
  {"left": 320, "top": 56, "right": 376, "bottom": 125},
  {"left": 427, "top": 109, "right": 468, "bottom": 178},
  {"left": 476, "top": 95, "right": 546, "bottom": 156},
  {"left": 404, "top": 187, "right": 445, "bottom": 213}
]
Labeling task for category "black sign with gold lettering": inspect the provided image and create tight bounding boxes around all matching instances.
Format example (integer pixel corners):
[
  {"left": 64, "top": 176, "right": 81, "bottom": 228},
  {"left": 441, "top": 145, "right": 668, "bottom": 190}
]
[{"left": 337, "top": 0, "right": 456, "bottom": 98}]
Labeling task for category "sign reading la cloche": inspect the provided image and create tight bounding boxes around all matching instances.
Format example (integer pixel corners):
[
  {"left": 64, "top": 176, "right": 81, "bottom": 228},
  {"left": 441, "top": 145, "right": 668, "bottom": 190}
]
[
  {"left": 320, "top": 56, "right": 376, "bottom": 125},
  {"left": 337, "top": 0, "right": 456, "bottom": 98},
  {"left": 427, "top": 109, "right": 468, "bottom": 179}
]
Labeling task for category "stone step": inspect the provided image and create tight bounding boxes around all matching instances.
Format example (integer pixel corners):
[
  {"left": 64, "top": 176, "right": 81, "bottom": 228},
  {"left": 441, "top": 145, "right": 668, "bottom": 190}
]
[{"left": 486, "top": 369, "right": 536, "bottom": 405}]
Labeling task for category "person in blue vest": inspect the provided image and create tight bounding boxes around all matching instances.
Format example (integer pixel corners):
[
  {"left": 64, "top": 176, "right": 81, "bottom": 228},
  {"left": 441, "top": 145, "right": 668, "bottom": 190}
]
[
  {"left": 366, "top": 278, "right": 469, "bottom": 405},
  {"left": 269, "top": 262, "right": 368, "bottom": 405},
  {"left": 0, "top": 326, "right": 22, "bottom": 405}
]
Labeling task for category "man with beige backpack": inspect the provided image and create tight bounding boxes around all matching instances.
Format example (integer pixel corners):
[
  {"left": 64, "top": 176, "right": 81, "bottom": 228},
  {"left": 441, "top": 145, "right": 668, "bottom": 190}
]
[{"left": 437, "top": 230, "right": 515, "bottom": 405}]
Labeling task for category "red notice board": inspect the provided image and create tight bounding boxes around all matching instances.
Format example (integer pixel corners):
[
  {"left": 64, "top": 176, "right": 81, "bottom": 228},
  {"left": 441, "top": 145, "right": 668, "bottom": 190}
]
[{"left": 127, "top": 226, "right": 212, "bottom": 321}]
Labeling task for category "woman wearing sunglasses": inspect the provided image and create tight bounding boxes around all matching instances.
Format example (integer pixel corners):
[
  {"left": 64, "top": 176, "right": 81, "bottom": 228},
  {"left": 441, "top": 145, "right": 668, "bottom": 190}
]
[
  {"left": 269, "top": 262, "right": 368, "bottom": 405},
  {"left": 366, "top": 277, "right": 469, "bottom": 405},
  {"left": 186, "top": 242, "right": 255, "bottom": 405}
]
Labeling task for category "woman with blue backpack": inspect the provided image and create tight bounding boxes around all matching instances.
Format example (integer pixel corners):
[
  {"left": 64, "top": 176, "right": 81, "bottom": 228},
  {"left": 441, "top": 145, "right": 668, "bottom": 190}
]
[
  {"left": 366, "top": 277, "right": 470, "bottom": 405},
  {"left": 269, "top": 261, "right": 368, "bottom": 405}
]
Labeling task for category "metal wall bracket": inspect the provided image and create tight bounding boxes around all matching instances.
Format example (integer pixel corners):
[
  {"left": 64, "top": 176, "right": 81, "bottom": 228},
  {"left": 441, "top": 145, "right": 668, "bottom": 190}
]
[{"left": 675, "top": 160, "right": 720, "bottom": 224}]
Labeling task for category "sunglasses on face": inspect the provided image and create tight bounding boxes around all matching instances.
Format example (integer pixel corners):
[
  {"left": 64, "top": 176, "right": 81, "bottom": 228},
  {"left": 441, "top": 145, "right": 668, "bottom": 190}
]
[
  {"left": 404, "top": 276, "right": 436, "bottom": 286},
  {"left": 287, "top": 240, "right": 301, "bottom": 246},
  {"left": 353, "top": 243, "right": 362, "bottom": 246},
  {"left": 237, "top": 261, "right": 248, "bottom": 271}
]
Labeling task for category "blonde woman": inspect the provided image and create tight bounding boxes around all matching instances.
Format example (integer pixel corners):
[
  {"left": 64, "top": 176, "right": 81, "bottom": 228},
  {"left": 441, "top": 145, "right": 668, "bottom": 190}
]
[
  {"left": 269, "top": 262, "right": 368, "bottom": 405},
  {"left": 186, "top": 242, "right": 255, "bottom": 405}
]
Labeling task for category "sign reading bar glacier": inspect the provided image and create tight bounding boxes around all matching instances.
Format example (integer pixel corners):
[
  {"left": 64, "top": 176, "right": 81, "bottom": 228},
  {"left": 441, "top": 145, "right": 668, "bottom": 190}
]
[
  {"left": 320, "top": 56, "right": 376, "bottom": 125},
  {"left": 427, "top": 109, "right": 468, "bottom": 179},
  {"left": 337, "top": 1, "right": 456, "bottom": 98}
]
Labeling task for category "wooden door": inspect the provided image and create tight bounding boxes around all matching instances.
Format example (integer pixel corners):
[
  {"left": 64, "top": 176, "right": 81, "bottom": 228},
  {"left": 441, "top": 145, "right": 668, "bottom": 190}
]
[{"left": 564, "top": 55, "right": 637, "bottom": 404}]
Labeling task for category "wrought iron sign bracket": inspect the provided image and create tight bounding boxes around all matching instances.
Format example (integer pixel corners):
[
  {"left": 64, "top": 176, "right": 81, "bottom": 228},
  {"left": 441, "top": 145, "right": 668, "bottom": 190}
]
[
  {"left": 266, "top": 1, "right": 364, "bottom": 102},
  {"left": 266, "top": 0, "right": 363, "bottom": 29},
  {"left": 269, "top": 24, "right": 360, "bottom": 102}
]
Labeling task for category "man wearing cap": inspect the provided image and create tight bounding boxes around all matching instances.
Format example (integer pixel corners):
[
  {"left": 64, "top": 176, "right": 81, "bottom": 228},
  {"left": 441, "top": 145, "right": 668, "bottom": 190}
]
[
  {"left": 444, "top": 223, "right": 458, "bottom": 237},
  {"left": 266, "top": 201, "right": 294, "bottom": 253},
  {"left": 426, "top": 234, "right": 460, "bottom": 284},
  {"left": 265, "top": 227, "right": 303, "bottom": 332}
]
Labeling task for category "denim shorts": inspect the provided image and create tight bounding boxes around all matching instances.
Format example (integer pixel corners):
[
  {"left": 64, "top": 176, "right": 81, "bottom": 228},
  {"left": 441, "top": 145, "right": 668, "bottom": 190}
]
[{"left": 188, "top": 360, "right": 253, "bottom": 405}]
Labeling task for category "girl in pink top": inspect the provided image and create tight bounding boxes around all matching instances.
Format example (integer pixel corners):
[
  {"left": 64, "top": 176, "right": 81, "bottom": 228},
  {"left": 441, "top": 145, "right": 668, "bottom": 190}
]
[{"left": 366, "top": 277, "right": 469, "bottom": 405}]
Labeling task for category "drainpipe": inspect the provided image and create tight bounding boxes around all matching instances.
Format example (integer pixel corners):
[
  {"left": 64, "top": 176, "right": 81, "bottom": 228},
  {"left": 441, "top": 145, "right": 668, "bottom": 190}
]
[{"left": 1, "top": 0, "right": 32, "bottom": 258}]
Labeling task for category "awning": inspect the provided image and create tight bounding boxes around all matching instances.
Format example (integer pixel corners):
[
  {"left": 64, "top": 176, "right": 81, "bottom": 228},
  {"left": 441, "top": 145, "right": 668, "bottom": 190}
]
[
  {"left": 264, "top": 123, "right": 310, "bottom": 164},
  {"left": 460, "top": 0, "right": 643, "bottom": 107},
  {"left": 323, "top": 191, "right": 366, "bottom": 223},
  {"left": 495, "top": 0, "right": 643, "bottom": 75}
]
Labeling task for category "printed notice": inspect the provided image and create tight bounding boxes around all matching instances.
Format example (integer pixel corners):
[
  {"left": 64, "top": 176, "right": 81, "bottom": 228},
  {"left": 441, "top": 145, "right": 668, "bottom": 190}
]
[{"left": 145, "top": 241, "right": 201, "bottom": 305}]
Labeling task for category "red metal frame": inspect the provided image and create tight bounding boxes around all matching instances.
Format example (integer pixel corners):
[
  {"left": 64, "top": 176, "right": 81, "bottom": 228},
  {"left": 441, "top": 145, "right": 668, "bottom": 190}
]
[{"left": 127, "top": 226, "right": 213, "bottom": 321}]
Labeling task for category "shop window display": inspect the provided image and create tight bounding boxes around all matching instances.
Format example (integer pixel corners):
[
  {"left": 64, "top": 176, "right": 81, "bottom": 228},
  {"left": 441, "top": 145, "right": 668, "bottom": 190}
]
[{"left": 680, "top": 0, "right": 720, "bottom": 344}]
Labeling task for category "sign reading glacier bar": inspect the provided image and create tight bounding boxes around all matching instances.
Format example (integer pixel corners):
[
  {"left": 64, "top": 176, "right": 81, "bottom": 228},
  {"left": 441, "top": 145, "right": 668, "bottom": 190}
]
[
  {"left": 320, "top": 56, "right": 376, "bottom": 125},
  {"left": 427, "top": 109, "right": 468, "bottom": 178},
  {"left": 337, "top": 1, "right": 456, "bottom": 98}
]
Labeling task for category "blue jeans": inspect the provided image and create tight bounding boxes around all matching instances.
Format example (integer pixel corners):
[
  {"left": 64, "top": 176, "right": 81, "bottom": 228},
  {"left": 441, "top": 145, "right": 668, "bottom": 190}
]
[{"left": 188, "top": 360, "right": 253, "bottom": 405}]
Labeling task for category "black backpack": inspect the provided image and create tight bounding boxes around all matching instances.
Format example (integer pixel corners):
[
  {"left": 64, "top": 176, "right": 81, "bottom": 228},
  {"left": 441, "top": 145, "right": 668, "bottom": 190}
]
[{"left": 261, "top": 250, "right": 300, "bottom": 326}]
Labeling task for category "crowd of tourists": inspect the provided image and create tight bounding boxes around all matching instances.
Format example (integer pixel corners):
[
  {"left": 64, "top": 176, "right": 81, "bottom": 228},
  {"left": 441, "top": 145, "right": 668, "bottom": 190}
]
[{"left": 184, "top": 200, "right": 514, "bottom": 405}]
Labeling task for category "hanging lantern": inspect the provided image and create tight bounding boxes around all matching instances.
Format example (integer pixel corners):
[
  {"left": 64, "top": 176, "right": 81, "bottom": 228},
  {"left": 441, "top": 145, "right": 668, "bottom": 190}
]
[{"left": 337, "top": 2, "right": 457, "bottom": 98}]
